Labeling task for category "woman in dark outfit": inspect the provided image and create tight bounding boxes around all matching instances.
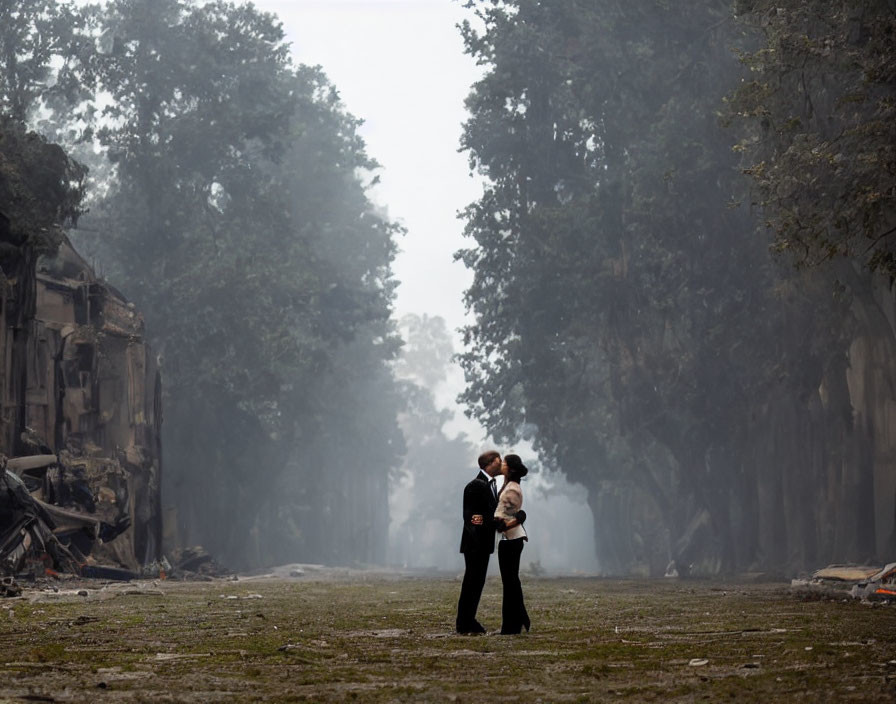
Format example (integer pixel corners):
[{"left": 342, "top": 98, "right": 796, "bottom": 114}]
[{"left": 494, "top": 454, "right": 530, "bottom": 634}]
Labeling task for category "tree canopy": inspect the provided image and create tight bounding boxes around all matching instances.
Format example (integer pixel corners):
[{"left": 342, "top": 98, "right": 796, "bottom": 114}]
[
  {"left": 730, "top": 0, "right": 896, "bottom": 280},
  {"left": 458, "top": 0, "right": 895, "bottom": 575},
  {"left": 1, "top": 0, "right": 406, "bottom": 568}
]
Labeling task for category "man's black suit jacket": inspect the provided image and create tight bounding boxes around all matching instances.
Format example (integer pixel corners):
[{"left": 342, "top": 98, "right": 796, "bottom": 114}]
[{"left": 459, "top": 471, "right": 498, "bottom": 554}]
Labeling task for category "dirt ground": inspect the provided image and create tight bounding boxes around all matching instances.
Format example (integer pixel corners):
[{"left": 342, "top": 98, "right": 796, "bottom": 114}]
[{"left": 0, "top": 569, "right": 894, "bottom": 702}]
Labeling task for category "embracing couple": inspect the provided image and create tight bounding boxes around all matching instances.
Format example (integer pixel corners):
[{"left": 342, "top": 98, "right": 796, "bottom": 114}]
[{"left": 455, "top": 450, "right": 530, "bottom": 635}]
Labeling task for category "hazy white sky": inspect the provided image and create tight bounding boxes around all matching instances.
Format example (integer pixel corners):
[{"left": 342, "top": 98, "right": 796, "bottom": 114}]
[
  {"left": 257, "top": 0, "right": 482, "bottom": 331},
  {"left": 255, "top": 0, "right": 487, "bottom": 439}
]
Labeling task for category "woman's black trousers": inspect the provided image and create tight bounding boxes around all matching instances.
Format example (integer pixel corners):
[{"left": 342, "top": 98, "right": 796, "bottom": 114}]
[{"left": 498, "top": 537, "right": 530, "bottom": 634}]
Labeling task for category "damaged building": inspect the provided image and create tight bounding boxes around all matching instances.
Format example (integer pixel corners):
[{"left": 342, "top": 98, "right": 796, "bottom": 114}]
[{"left": 0, "top": 233, "right": 162, "bottom": 576}]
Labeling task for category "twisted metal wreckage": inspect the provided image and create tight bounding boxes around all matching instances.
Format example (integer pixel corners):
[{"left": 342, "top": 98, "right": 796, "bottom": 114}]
[{"left": 0, "top": 235, "right": 163, "bottom": 583}]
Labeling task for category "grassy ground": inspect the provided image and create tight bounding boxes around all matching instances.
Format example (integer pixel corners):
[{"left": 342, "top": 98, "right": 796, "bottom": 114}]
[{"left": 0, "top": 573, "right": 894, "bottom": 702}]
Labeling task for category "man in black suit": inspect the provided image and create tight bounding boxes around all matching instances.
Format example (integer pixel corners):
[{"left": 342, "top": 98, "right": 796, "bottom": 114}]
[{"left": 455, "top": 450, "right": 503, "bottom": 634}]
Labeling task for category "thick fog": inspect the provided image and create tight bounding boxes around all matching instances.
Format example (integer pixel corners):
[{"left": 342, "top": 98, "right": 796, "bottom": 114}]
[
  {"left": 4, "top": 0, "right": 895, "bottom": 580},
  {"left": 265, "top": 0, "right": 602, "bottom": 574},
  {"left": 388, "top": 314, "right": 599, "bottom": 576}
]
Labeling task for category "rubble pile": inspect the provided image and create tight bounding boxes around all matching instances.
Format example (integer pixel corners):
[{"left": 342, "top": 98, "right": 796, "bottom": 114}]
[
  {"left": 0, "top": 451, "right": 231, "bottom": 591},
  {"left": 0, "top": 453, "right": 135, "bottom": 584},
  {"left": 848, "top": 564, "right": 896, "bottom": 601},
  {"left": 0, "top": 235, "right": 162, "bottom": 586},
  {"left": 141, "top": 546, "right": 230, "bottom": 581}
]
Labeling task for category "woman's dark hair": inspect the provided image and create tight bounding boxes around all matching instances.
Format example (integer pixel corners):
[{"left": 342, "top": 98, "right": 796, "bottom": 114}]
[{"left": 504, "top": 454, "right": 528, "bottom": 482}]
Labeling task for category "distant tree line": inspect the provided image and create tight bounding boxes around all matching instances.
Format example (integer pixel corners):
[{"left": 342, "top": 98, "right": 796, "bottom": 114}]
[
  {"left": 0, "top": 0, "right": 405, "bottom": 568},
  {"left": 389, "top": 313, "right": 475, "bottom": 570},
  {"left": 458, "top": 0, "right": 896, "bottom": 575}
]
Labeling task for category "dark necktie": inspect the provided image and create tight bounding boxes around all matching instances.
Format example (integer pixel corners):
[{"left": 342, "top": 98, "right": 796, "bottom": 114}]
[{"left": 489, "top": 478, "right": 497, "bottom": 501}]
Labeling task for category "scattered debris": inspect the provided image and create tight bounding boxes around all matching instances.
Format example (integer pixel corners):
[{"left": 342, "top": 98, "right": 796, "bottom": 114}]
[
  {"left": 812, "top": 565, "right": 880, "bottom": 582},
  {"left": 166, "top": 546, "right": 229, "bottom": 578},
  {"left": 0, "top": 458, "right": 82, "bottom": 577},
  {"left": 0, "top": 455, "right": 139, "bottom": 581},
  {"left": 221, "top": 593, "right": 264, "bottom": 600},
  {"left": 0, "top": 576, "right": 21, "bottom": 597},
  {"left": 791, "top": 562, "right": 896, "bottom": 602},
  {"left": 850, "top": 563, "right": 896, "bottom": 601},
  {"left": 370, "top": 629, "right": 409, "bottom": 638}
]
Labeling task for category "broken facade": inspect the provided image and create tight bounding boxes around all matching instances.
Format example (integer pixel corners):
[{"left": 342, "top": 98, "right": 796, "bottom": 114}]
[{"left": 0, "top": 234, "right": 162, "bottom": 573}]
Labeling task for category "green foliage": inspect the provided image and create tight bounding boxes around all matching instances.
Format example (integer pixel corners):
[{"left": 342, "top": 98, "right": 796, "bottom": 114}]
[
  {"left": 0, "top": 0, "right": 406, "bottom": 568},
  {"left": 459, "top": 0, "right": 756, "bottom": 467},
  {"left": 457, "top": 0, "right": 863, "bottom": 574},
  {"left": 0, "top": 115, "right": 85, "bottom": 253},
  {"left": 390, "top": 314, "right": 473, "bottom": 569},
  {"left": 0, "top": 1, "right": 86, "bottom": 245},
  {"left": 0, "top": 0, "right": 81, "bottom": 124},
  {"left": 730, "top": 0, "right": 896, "bottom": 280}
]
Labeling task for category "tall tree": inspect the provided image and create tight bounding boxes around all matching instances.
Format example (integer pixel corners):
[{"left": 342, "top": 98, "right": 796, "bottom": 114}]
[
  {"left": 389, "top": 314, "right": 472, "bottom": 570},
  {"left": 730, "top": 0, "right": 896, "bottom": 564},
  {"left": 1, "top": 0, "right": 406, "bottom": 568},
  {"left": 457, "top": 0, "right": 873, "bottom": 575},
  {"left": 0, "top": 0, "right": 80, "bottom": 123},
  {"left": 730, "top": 0, "right": 896, "bottom": 279}
]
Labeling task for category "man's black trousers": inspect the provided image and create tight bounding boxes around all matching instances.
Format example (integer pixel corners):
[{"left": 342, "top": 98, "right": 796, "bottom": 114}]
[{"left": 456, "top": 550, "right": 490, "bottom": 631}]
